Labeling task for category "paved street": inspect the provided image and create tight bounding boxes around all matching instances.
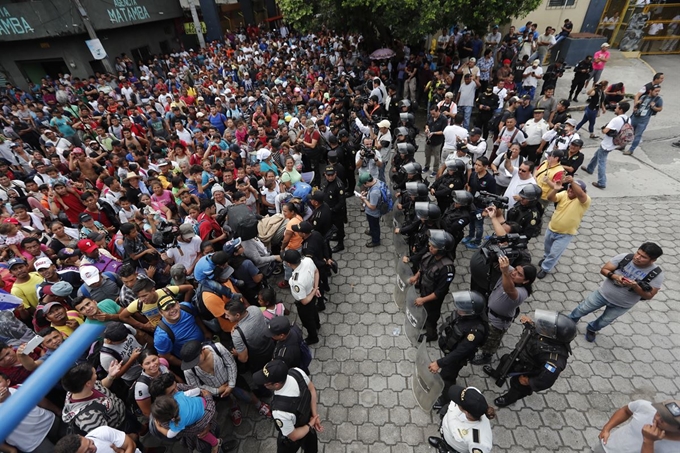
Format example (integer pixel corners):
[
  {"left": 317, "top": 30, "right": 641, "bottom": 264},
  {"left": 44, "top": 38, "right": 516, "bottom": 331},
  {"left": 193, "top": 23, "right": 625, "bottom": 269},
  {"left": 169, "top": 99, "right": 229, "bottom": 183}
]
[{"left": 216, "top": 53, "right": 680, "bottom": 452}]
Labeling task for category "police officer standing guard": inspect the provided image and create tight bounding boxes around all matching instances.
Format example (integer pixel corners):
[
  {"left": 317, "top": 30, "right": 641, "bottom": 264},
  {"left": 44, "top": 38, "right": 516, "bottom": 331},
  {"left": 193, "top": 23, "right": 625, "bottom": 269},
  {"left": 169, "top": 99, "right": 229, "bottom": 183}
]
[
  {"left": 253, "top": 359, "right": 323, "bottom": 453},
  {"left": 483, "top": 310, "right": 576, "bottom": 407},
  {"left": 322, "top": 165, "right": 347, "bottom": 253},
  {"left": 408, "top": 230, "right": 456, "bottom": 341},
  {"left": 283, "top": 250, "right": 321, "bottom": 345}
]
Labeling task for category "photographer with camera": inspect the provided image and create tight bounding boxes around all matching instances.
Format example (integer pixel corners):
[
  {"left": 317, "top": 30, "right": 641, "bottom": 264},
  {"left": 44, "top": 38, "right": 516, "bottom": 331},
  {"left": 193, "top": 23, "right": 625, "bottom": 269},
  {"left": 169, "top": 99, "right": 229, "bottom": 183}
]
[
  {"left": 355, "top": 137, "right": 383, "bottom": 184},
  {"left": 567, "top": 243, "right": 663, "bottom": 343},
  {"left": 461, "top": 157, "right": 496, "bottom": 250}
]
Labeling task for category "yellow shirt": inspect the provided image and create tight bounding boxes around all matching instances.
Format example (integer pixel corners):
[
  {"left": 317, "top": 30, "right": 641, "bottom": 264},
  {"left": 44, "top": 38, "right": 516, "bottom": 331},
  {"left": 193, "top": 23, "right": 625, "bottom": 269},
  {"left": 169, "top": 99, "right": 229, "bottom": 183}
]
[
  {"left": 53, "top": 310, "right": 85, "bottom": 338},
  {"left": 126, "top": 286, "right": 180, "bottom": 327},
  {"left": 534, "top": 162, "right": 565, "bottom": 201},
  {"left": 11, "top": 273, "right": 44, "bottom": 309},
  {"left": 548, "top": 191, "right": 591, "bottom": 235}
]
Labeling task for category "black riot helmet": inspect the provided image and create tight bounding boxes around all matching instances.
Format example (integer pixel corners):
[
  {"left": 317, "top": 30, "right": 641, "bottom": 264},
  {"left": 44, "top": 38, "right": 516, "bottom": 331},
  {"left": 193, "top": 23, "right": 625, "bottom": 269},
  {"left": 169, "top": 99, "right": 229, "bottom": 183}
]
[
  {"left": 534, "top": 309, "right": 577, "bottom": 343},
  {"left": 428, "top": 229, "right": 454, "bottom": 253},
  {"left": 402, "top": 162, "right": 422, "bottom": 175},
  {"left": 396, "top": 126, "right": 410, "bottom": 138},
  {"left": 400, "top": 112, "right": 415, "bottom": 123},
  {"left": 415, "top": 202, "right": 441, "bottom": 221},
  {"left": 452, "top": 290, "right": 486, "bottom": 316},
  {"left": 518, "top": 184, "right": 543, "bottom": 202},
  {"left": 405, "top": 182, "right": 428, "bottom": 198},
  {"left": 398, "top": 99, "right": 411, "bottom": 109},
  {"left": 446, "top": 159, "right": 466, "bottom": 174},
  {"left": 452, "top": 190, "right": 474, "bottom": 206},
  {"left": 397, "top": 143, "right": 415, "bottom": 155}
]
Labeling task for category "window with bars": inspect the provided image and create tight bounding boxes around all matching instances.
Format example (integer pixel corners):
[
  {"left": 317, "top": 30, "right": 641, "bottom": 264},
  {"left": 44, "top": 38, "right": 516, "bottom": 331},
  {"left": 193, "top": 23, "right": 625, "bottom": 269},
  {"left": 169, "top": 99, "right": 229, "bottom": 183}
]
[{"left": 547, "top": 0, "right": 576, "bottom": 7}]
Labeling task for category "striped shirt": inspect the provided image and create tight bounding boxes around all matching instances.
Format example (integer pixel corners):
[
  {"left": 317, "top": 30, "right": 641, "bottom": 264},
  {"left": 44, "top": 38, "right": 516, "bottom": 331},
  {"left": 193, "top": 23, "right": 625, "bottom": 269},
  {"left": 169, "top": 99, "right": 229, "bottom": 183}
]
[{"left": 183, "top": 343, "right": 238, "bottom": 395}]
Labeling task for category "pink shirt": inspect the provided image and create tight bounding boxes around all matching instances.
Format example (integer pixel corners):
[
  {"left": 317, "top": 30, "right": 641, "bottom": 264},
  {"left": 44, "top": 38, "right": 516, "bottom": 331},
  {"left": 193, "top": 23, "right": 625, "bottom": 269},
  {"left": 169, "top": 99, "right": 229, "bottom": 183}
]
[{"left": 592, "top": 50, "right": 610, "bottom": 70}]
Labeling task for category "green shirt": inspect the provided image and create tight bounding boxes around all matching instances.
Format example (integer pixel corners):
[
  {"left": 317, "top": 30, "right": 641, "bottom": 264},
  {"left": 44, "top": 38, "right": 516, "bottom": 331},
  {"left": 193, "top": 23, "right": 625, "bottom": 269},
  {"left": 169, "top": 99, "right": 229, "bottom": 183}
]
[{"left": 84, "top": 299, "right": 121, "bottom": 325}]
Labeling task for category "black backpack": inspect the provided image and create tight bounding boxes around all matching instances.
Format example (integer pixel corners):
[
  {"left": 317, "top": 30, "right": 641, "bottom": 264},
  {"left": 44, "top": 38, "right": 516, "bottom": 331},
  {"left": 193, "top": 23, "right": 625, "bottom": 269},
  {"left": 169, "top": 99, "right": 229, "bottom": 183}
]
[
  {"left": 615, "top": 254, "right": 661, "bottom": 297},
  {"left": 190, "top": 280, "right": 236, "bottom": 321},
  {"left": 236, "top": 213, "right": 259, "bottom": 241},
  {"left": 156, "top": 304, "right": 195, "bottom": 343}
]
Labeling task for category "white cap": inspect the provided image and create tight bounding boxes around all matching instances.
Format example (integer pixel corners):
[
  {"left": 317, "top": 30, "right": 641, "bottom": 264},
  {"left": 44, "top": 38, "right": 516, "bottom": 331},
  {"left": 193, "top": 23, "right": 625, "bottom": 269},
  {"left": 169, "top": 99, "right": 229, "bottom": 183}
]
[
  {"left": 377, "top": 120, "right": 391, "bottom": 129},
  {"left": 80, "top": 266, "right": 100, "bottom": 286},
  {"left": 34, "top": 257, "right": 53, "bottom": 271}
]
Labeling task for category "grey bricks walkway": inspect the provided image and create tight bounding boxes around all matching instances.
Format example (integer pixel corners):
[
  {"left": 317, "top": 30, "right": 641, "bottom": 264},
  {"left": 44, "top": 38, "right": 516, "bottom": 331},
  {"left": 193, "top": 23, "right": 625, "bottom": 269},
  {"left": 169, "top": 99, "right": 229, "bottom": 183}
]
[{"left": 223, "top": 193, "right": 680, "bottom": 452}]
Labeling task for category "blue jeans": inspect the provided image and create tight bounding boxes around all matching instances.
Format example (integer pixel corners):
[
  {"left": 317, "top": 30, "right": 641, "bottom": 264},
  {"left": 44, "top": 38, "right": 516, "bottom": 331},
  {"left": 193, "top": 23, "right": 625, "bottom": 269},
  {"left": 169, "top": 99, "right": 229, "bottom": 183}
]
[
  {"left": 541, "top": 229, "right": 574, "bottom": 272},
  {"left": 520, "top": 85, "right": 536, "bottom": 100},
  {"left": 585, "top": 145, "right": 611, "bottom": 187},
  {"left": 466, "top": 210, "right": 484, "bottom": 244},
  {"left": 568, "top": 289, "right": 631, "bottom": 332},
  {"left": 367, "top": 213, "right": 381, "bottom": 244},
  {"left": 629, "top": 114, "right": 651, "bottom": 152},
  {"left": 460, "top": 106, "right": 473, "bottom": 130},
  {"left": 576, "top": 106, "right": 598, "bottom": 134}
]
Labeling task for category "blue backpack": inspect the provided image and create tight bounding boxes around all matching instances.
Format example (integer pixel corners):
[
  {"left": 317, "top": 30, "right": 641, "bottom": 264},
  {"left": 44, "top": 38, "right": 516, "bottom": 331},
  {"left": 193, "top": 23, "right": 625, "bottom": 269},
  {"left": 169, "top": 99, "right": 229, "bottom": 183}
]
[{"left": 376, "top": 180, "right": 394, "bottom": 215}]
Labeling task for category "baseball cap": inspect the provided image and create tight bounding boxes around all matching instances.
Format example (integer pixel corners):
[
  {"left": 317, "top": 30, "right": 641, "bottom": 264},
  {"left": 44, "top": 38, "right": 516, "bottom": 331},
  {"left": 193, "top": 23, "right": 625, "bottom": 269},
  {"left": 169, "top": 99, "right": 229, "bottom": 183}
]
[
  {"left": 179, "top": 223, "right": 195, "bottom": 240},
  {"left": 532, "top": 59, "right": 540, "bottom": 66},
  {"left": 309, "top": 191, "right": 325, "bottom": 202},
  {"left": 158, "top": 297, "right": 178, "bottom": 311},
  {"left": 266, "top": 316, "right": 292, "bottom": 337},
  {"left": 282, "top": 249, "right": 301, "bottom": 265},
  {"left": 565, "top": 118, "right": 577, "bottom": 127},
  {"left": 7, "top": 257, "right": 27, "bottom": 269},
  {"left": 41, "top": 302, "right": 63, "bottom": 315},
  {"left": 80, "top": 266, "right": 100, "bottom": 286},
  {"left": 78, "top": 213, "right": 93, "bottom": 223},
  {"left": 521, "top": 94, "right": 532, "bottom": 101},
  {"left": 87, "top": 232, "right": 106, "bottom": 242},
  {"left": 292, "top": 221, "right": 313, "bottom": 234},
  {"left": 571, "top": 179, "right": 587, "bottom": 193},
  {"left": 469, "top": 127, "right": 482, "bottom": 136},
  {"left": 377, "top": 120, "right": 391, "bottom": 129},
  {"left": 448, "top": 385, "right": 489, "bottom": 419},
  {"left": 252, "top": 359, "right": 289, "bottom": 386},
  {"left": 103, "top": 322, "right": 129, "bottom": 342},
  {"left": 509, "top": 96, "right": 520, "bottom": 104},
  {"left": 223, "top": 237, "right": 242, "bottom": 256},
  {"left": 469, "top": 57, "right": 476, "bottom": 63},
  {"left": 503, "top": 59, "right": 511, "bottom": 65},
  {"left": 78, "top": 239, "right": 98, "bottom": 254},
  {"left": 324, "top": 165, "right": 336, "bottom": 175},
  {"left": 180, "top": 340, "right": 204, "bottom": 370},
  {"left": 57, "top": 247, "right": 81, "bottom": 260},
  {"left": 45, "top": 281, "right": 73, "bottom": 297},
  {"left": 34, "top": 257, "right": 54, "bottom": 271},
  {"left": 571, "top": 139, "right": 584, "bottom": 147},
  {"left": 653, "top": 400, "right": 680, "bottom": 428}
]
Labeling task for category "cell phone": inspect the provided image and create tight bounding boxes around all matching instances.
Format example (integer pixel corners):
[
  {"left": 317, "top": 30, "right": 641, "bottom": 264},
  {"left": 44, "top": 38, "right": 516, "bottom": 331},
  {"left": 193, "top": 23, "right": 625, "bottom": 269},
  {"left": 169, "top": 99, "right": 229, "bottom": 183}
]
[{"left": 23, "top": 335, "right": 44, "bottom": 355}]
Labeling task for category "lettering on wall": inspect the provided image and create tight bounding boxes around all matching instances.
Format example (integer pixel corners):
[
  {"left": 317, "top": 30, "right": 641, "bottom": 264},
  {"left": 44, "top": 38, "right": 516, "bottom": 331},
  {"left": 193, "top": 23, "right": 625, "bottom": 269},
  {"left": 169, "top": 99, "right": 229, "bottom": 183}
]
[
  {"left": 0, "top": 7, "right": 35, "bottom": 36},
  {"left": 107, "top": 0, "right": 151, "bottom": 24}
]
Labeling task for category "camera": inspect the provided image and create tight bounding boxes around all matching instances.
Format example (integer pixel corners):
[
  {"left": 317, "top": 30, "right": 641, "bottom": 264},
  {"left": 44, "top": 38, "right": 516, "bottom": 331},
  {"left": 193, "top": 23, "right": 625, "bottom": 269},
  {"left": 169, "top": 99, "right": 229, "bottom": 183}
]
[
  {"left": 481, "top": 233, "right": 529, "bottom": 261},
  {"left": 361, "top": 145, "right": 376, "bottom": 161},
  {"left": 554, "top": 124, "right": 566, "bottom": 136},
  {"left": 475, "top": 191, "right": 509, "bottom": 210},
  {"left": 152, "top": 223, "right": 178, "bottom": 251}
]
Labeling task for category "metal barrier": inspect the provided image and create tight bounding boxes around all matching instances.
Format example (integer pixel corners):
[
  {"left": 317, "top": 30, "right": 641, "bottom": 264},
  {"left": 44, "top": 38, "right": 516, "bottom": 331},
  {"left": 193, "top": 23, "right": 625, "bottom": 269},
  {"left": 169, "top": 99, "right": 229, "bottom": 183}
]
[{"left": 413, "top": 340, "right": 445, "bottom": 411}]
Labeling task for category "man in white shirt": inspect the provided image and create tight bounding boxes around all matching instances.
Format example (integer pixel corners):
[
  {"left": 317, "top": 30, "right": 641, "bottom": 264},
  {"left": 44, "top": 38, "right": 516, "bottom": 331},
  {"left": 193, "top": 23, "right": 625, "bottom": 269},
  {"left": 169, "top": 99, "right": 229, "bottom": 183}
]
[
  {"left": 174, "top": 120, "right": 193, "bottom": 145},
  {"left": 166, "top": 224, "right": 203, "bottom": 275},
  {"left": 521, "top": 60, "right": 543, "bottom": 100},
  {"left": 584, "top": 101, "right": 631, "bottom": 189},
  {"left": 503, "top": 160, "right": 537, "bottom": 209},
  {"left": 54, "top": 426, "right": 140, "bottom": 453},
  {"left": 521, "top": 109, "right": 549, "bottom": 158},
  {"left": 594, "top": 399, "right": 680, "bottom": 453},
  {"left": 441, "top": 114, "right": 469, "bottom": 163}
]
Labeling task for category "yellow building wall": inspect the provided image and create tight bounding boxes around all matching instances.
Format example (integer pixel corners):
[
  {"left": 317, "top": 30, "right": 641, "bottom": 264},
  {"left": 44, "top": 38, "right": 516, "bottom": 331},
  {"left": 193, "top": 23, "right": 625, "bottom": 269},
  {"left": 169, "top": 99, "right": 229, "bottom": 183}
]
[{"left": 511, "top": 0, "right": 591, "bottom": 33}]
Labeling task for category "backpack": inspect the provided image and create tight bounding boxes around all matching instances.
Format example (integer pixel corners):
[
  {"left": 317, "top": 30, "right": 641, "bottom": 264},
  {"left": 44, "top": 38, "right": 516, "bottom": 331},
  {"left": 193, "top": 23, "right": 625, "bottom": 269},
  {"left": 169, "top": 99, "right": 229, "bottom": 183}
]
[
  {"left": 156, "top": 304, "right": 195, "bottom": 343},
  {"left": 236, "top": 213, "right": 260, "bottom": 241},
  {"left": 190, "top": 280, "right": 235, "bottom": 321},
  {"left": 375, "top": 180, "right": 393, "bottom": 215},
  {"left": 187, "top": 342, "right": 228, "bottom": 385},
  {"left": 613, "top": 117, "right": 634, "bottom": 147},
  {"left": 615, "top": 253, "right": 661, "bottom": 298},
  {"left": 86, "top": 340, "right": 123, "bottom": 379},
  {"left": 127, "top": 374, "right": 151, "bottom": 412}
]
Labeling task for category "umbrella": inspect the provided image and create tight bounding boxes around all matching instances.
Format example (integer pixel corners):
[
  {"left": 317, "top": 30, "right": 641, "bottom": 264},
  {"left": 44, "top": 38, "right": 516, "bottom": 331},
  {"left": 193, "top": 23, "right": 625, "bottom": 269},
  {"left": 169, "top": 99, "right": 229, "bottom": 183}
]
[{"left": 370, "top": 48, "right": 396, "bottom": 60}]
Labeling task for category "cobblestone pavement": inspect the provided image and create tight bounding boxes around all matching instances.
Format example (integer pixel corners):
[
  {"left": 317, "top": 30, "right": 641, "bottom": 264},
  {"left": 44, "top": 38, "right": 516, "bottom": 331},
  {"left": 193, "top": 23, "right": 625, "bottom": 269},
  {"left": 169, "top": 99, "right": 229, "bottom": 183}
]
[{"left": 220, "top": 191, "right": 680, "bottom": 452}]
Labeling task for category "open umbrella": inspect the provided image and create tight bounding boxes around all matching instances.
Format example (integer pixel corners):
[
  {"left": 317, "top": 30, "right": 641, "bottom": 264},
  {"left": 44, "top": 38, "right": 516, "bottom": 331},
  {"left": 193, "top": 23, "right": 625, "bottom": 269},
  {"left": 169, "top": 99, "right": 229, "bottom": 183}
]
[{"left": 370, "top": 48, "right": 396, "bottom": 60}]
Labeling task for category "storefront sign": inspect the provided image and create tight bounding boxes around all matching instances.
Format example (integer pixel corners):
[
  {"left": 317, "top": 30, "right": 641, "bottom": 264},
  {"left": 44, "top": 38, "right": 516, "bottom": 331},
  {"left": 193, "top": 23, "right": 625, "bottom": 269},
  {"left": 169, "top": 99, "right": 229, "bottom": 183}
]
[
  {"left": 107, "top": 0, "right": 151, "bottom": 24},
  {"left": 184, "top": 21, "right": 207, "bottom": 34},
  {"left": 0, "top": 7, "right": 34, "bottom": 36}
]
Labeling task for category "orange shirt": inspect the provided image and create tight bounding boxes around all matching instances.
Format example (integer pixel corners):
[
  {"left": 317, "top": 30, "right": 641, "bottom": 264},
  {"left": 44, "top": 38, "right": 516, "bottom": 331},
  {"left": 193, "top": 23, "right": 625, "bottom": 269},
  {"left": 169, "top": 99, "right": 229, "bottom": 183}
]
[
  {"left": 202, "top": 281, "right": 240, "bottom": 333},
  {"left": 285, "top": 215, "right": 303, "bottom": 250}
]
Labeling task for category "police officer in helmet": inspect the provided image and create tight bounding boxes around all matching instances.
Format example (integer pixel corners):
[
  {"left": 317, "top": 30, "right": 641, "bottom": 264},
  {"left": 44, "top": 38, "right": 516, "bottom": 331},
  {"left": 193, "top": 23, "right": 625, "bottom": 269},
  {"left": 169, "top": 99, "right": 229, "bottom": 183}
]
[
  {"left": 428, "top": 290, "right": 488, "bottom": 408},
  {"left": 441, "top": 190, "right": 474, "bottom": 257},
  {"left": 391, "top": 143, "right": 416, "bottom": 188},
  {"left": 408, "top": 230, "right": 456, "bottom": 341},
  {"left": 397, "top": 202, "right": 442, "bottom": 266},
  {"left": 483, "top": 309, "right": 576, "bottom": 407},
  {"left": 503, "top": 183, "right": 544, "bottom": 240},
  {"left": 430, "top": 159, "right": 467, "bottom": 212},
  {"left": 398, "top": 182, "right": 429, "bottom": 224},
  {"left": 253, "top": 359, "right": 323, "bottom": 452}
]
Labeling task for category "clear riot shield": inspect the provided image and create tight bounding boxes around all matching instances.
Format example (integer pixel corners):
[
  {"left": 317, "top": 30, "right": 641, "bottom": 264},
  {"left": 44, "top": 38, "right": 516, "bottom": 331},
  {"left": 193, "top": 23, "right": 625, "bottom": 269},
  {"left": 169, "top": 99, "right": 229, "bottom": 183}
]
[
  {"left": 413, "top": 340, "right": 445, "bottom": 412},
  {"left": 392, "top": 208, "right": 408, "bottom": 259},
  {"left": 404, "top": 286, "right": 427, "bottom": 346},
  {"left": 393, "top": 259, "right": 414, "bottom": 310}
]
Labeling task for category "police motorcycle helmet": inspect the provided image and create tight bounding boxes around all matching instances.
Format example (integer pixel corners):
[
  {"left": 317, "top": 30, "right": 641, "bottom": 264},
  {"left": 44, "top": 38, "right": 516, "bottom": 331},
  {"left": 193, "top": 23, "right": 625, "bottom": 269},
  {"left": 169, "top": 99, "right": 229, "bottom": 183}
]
[
  {"left": 451, "top": 290, "right": 486, "bottom": 316},
  {"left": 396, "top": 127, "right": 411, "bottom": 139},
  {"left": 452, "top": 190, "right": 474, "bottom": 206},
  {"left": 534, "top": 309, "right": 577, "bottom": 343},
  {"left": 400, "top": 112, "right": 415, "bottom": 123},
  {"left": 428, "top": 229, "right": 454, "bottom": 253},
  {"left": 518, "top": 184, "right": 543, "bottom": 202},
  {"left": 396, "top": 143, "right": 415, "bottom": 155},
  {"left": 446, "top": 159, "right": 466, "bottom": 174},
  {"left": 398, "top": 99, "right": 411, "bottom": 109},
  {"left": 405, "top": 181, "right": 429, "bottom": 198},
  {"left": 402, "top": 162, "right": 422, "bottom": 175},
  {"left": 415, "top": 202, "right": 441, "bottom": 221}
]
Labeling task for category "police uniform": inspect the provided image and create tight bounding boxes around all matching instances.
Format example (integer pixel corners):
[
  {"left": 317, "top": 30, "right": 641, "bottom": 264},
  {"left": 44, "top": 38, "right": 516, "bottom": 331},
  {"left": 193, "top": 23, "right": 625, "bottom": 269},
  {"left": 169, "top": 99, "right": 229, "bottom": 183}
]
[
  {"left": 308, "top": 200, "right": 333, "bottom": 238},
  {"left": 391, "top": 152, "right": 415, "bottom": 187},
  {"left": 441, "top": 205, "right": 472, "bottom": 257},
  {"left": 289, "top": 257, "right": 320, "bottom": 343},
  {"left": 400, "top": 219, "right": 441, "bottom": 262},
  {"left": 322, "top": 168, "right": 347, "bottom": 244},
  {"left": 441, "top": 403, "right": 493, "bottom": 453},
  {"left": 431, "top": 172, "right": 466, "bottom": 212},
  {"left": 505, "top": 202, "right": 544, "bottom": 240},
  {"left": 417, "top": 252, "right": 455, "bottom": 340},
  {"left": 301, "top": 230, "right": 331, "bottom": 301}
]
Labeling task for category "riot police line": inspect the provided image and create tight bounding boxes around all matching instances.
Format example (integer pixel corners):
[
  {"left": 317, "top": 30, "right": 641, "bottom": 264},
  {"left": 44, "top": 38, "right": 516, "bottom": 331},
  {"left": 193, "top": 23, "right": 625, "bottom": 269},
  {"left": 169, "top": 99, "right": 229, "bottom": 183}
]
[{"left": 382, "top": 133, "right": 578, "bottom": 453}]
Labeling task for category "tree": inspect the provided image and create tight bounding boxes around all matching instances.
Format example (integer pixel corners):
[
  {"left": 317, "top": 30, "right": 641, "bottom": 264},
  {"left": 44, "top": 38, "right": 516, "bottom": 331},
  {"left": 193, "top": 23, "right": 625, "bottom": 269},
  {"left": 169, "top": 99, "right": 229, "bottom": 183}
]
[{"left": 277, "top": 0, "right": 543, "bottom": 46}]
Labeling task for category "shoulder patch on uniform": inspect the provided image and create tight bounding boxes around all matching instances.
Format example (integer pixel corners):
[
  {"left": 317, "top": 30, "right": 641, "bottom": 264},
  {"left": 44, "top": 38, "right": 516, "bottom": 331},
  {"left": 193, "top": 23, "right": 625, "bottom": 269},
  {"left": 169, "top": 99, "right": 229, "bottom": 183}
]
[
  {"left": 339, "top": 190, "right": 343, "bottom": 195},
  {"left": 294, "top": 285, "right": 300, "bottom": 293},
  {"left": 275, "top": 419, "right": 284, "bottom": 428},
  {"left": 544, "top": 362, "right": 557, "bottom": 373},
  {"left": 530, "top": 219, "right": 536, "bottom": 225},
  {"left": 467, "top": 333, "right": 475, "bottom": 341}
]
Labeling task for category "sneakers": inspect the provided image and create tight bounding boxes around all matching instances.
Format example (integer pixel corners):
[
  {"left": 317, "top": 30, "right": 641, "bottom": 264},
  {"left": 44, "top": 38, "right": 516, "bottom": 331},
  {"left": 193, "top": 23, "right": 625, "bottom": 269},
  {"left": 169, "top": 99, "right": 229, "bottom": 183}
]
[
  {"left": 422, "top": 166, "right": 430, "bottom": 173},
  {"left": 430, "top": 171, "right": 437, "bottom": 178},
  {"left": 272, "top": 264, "right": 283, "bottom": 275},
  {"left": 585, "top": 329, "right": 597, "bottom": 342},
  {"left": 230, "top": 406, "right": 243, "bottom": 427},
  {"left": 257, "top": 402, "right": 272, "bottom": 418},
  {"left": 465, "top": 242, "right": 480, "bottom": 249},
  {"left": 623, "top": 151, "right": 633, "bottom": 156},
  {"left": 537, "top": 269, "right": 547, "bottom": 279},
  {"left": 461, "top": 236, "right": 473, "bottom": 244}
]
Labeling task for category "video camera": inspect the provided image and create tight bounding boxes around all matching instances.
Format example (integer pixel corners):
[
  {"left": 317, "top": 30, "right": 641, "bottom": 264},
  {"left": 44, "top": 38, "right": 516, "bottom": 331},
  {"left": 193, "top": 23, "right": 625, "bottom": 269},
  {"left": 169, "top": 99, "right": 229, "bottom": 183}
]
[
  {"left": 360, "top": 144, "right": 376, "bottom": 161},
  {"left": 481, "top": 233, "right": 529, "bottom": 262},
  {"left": 475, "top": 191, "right": 509, "bottom": 210}
]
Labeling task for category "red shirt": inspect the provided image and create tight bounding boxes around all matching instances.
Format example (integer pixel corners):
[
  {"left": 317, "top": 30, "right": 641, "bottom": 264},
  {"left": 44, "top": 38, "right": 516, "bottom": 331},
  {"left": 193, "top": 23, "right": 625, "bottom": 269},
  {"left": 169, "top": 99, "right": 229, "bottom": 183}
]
[
  {"left": 59, "top": 193, "right": 87, "bottom": 224},
  {"left": 197, "top": 213, "right": 223, "bottom": 245}
]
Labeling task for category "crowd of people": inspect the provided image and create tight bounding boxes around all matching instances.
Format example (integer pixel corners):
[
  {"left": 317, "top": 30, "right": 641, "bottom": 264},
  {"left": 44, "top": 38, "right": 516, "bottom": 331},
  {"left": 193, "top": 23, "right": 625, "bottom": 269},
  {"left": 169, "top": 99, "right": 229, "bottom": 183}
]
[{"left": 0, "top": 19, "right": 675, "bottom": 453}]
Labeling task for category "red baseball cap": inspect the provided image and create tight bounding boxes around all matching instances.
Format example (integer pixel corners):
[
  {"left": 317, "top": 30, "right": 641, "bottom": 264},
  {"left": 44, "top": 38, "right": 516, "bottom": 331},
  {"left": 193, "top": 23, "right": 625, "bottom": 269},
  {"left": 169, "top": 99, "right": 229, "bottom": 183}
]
[{"left": 77, "top": 239, "right": 98, "bottom": 254}]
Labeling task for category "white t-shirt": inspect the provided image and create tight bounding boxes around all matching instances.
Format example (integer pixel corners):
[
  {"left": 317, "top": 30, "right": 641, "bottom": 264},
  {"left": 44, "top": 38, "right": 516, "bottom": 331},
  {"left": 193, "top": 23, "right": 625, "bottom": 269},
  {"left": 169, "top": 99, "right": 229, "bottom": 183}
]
[
  {"left": 602, "top": 114, "right": 628, "bottom": 150},
  {"left": 87, "top": 426, "right": 142, "bottom": 453},
  {"left": 167, "top": 236, "right": 202, "bottom": 270},
  {"left": 504, "top": 172, "right": 537, "bottom": 210},
  {"left": 134, "top": 366, "right": 170, "bottom": 401},
  {"left": 522, "top": 66, "right": 544, "bottom": 88},
  {"left": 443, "top": 125, "right": 469, "bottom": 149},
  {"left": 603, "top": 400, "right": 679, "bottom": 453},
  {"left": 441, "top": 402, "right": 493, "bottom": 453},
  {"left": 100, "top": 334, "right": 143, "bottom": 382},
  {"left": 1, "top": 387, "right": 55, "bottom": 451},
  {"left": 272, "top": 368, "right": 311, "bottom": 437}
]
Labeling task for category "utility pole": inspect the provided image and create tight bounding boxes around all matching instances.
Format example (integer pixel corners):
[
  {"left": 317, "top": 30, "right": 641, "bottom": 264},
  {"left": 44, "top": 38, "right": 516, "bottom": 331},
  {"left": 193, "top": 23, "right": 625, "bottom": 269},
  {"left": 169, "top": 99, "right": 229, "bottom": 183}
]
[
  {"left": 71, "top": 0, "right": 115, "bottom": 74},
  {"left": 188, "top": 0, "right": 206, "bottom": 49}
]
